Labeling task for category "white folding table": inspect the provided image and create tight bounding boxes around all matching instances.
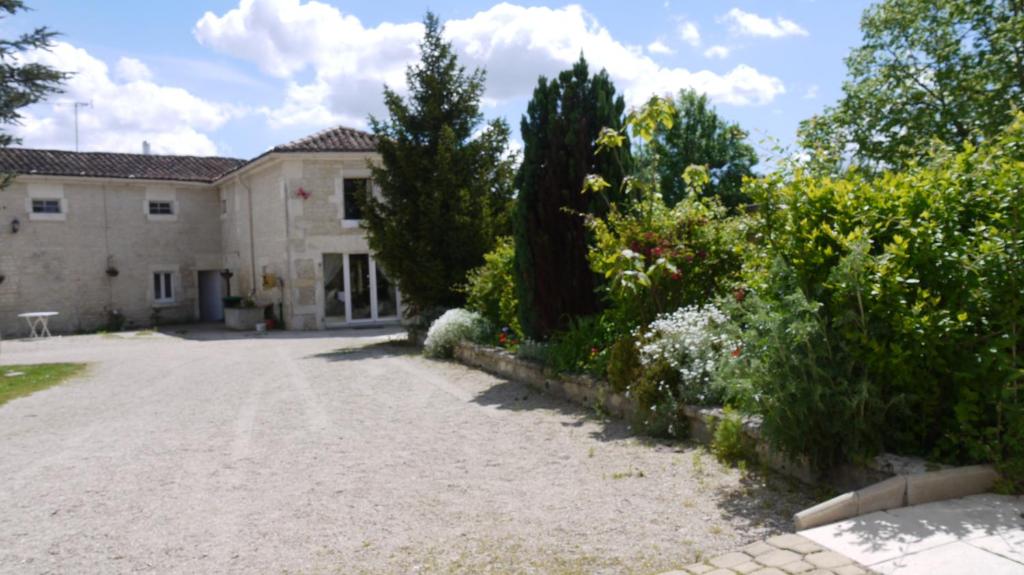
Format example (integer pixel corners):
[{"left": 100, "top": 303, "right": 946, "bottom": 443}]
[{"left": 18, "top": 311, "right": 58, "bottom": 338}]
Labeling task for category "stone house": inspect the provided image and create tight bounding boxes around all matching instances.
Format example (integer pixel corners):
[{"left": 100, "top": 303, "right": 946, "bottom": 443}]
[{"left": 0, "top": 126, "right": 402, "bottom": 335}]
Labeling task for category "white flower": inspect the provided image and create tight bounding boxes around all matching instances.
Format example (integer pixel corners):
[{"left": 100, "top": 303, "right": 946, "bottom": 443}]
[
  {"left": 635, "top": 304, "right": 733, "bottom": 404},
  {"left": 424, "top": 308, "right": 491, "bottom": 358}
]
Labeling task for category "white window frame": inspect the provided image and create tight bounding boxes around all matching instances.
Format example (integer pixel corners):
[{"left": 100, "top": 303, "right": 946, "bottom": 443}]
[
  {"left": 145, "top": 187, "right": 178, "bottom": 222},
  {"left": 26, "top": 183, "right": 67, "bottom": 221},
  {"left": 31, "top": 198, "right": 63, "bottom": 214},
  {"left": 150, "top": 266, "right": 179, "bottom": 307},
  {"left": 335, "top": 169, "right": 373, "bottom": 229},
  {"left": 147, "top": 200, "right": 175, "bottom": 216},
  {"left": 340, "top": 253, "right": 400, "bottom": 323}
]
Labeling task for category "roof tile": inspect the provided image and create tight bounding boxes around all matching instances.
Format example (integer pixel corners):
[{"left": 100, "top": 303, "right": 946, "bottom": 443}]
[
  {"left": 0, "top": 148, "right": 246, "bottom": 183},
  {"left": 272, "top": 125, "right": 377, "bottom": 153}
]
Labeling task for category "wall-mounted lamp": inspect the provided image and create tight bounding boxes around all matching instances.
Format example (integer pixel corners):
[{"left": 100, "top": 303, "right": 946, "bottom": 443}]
[{"left": 11, "top": 217, "right": 19, "bottom": 234}]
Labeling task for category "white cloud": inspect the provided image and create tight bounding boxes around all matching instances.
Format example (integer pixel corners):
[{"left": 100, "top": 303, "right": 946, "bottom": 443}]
[
  {"left": 115, "top": 57, "right": 152, "bottom": 82},
  {"left": 14, "top": 42, "right": 241, "bottom": 156},
  {"left": 195, "top": 1, "right": 786, "bottom": 129},
  {"left": 803, "top": 84, "right": 819, "bottom": 99},
  {"left": 703, "top": 45, "right": 730, "bottom": 59},
  {"left": 647, "top": 40, "right": 674, "bottom": 55},
  {"left": 723, "top": 8, "right": 808, "bottom": 39},
  {"left": 677, "top": 20, "right": 700, "bottom": 47}
]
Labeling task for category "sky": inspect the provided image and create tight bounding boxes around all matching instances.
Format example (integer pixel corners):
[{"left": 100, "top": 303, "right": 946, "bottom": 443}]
[{"left": 4, "top": 0, "right": 874, "bottom": 163}]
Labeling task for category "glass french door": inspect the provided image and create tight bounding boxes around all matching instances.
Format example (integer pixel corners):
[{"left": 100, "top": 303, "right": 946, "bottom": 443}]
[{"left": 323, "top": 253, "right": 400, "bottom": 323}]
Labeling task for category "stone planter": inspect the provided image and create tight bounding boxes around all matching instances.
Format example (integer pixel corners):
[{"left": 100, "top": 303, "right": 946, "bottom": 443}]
[{"left": 225, "top": 307, "right": 263, "bottom": 331}]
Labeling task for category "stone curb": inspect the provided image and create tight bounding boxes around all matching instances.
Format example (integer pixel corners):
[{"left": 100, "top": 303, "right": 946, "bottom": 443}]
[
  {"left": 452, "top": 342, "right": 952, "bottom": 493},
  {"left": 793, "top": 464, "right": 999, "bottom": 530}
]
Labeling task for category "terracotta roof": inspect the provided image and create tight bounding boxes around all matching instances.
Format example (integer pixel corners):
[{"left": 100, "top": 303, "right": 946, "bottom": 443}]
[
  {"left": 0, "top": 126, "right": 377, "bottom": 184},
  {"left": 271, "top": 125, "right": 377, "bottom": 153},
  {"left": 0, "top": 148, "right": 247, "bottom": 183}
]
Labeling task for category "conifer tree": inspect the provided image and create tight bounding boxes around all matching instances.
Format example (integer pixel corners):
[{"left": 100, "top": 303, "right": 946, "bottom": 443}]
[
  {"left": 0, "top": 0, "right": 66, "bottom": 186},
  {"left": 513, "top": 57, "right": 630, "bottom": 339},
  {"left": 364, "top": 13, "right": 515, "bottom": 318}
]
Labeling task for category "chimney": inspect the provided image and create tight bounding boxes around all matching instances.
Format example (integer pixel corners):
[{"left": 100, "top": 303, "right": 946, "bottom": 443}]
[{"left": 142, "top": 141, "right": 151, "bottom": 155}]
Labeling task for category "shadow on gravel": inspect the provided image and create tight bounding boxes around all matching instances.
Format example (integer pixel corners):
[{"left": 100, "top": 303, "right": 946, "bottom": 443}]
[
  {"left": 308, "top": 340, "right": 418, "bottom": 362},
  {"left": 470, "top": 377, "right": 635, "bottom": 443},
  {"left": 712, "top": 467, "right": 815, "bottom": 533},
  {"left": 162, "top": 323, "right": 405, "bottom": 342}
]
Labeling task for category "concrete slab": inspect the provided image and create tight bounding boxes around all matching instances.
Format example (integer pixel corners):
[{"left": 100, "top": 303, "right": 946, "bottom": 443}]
[
  {"left": 872, "top": 540, "right": 1023, "bottom": 574},
  {"left": 800, "top": 510, "right": 959, "bottom": 565},
  {"left": 969, "top": 532, "right": 1024, "bottom": 564},
  {"left": 800, "top": 494, "right": 1024, "bottom": 574}
]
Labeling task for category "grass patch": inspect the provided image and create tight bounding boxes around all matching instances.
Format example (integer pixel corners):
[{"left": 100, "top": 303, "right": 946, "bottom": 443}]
[{"left": 0, "top": 363, "right": 87, "bottom": 407}]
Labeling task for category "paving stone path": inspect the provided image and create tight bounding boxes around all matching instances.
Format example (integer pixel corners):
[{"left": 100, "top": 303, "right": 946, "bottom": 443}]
[{"left": 662, "top": 533, "right": 871, "bottom": 575}]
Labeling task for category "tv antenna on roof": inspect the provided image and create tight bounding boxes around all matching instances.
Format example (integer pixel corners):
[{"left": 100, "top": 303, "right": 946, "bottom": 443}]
[{"left": 54, "top": 100, "right": 92, "bottom": 152}]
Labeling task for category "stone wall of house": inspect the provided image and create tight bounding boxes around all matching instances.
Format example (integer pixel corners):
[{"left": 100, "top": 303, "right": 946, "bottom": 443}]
[
  {"left": 217, "top": 161, "right": 287, "bottom": 325},
  {"left": 0, "top": 177, "right": 222, "bottom": 336},
  {"left": 0, "top": 150, "right": 396, "bottom": 336},
  {"left": 279, "top": 156, "right": 378, "bottom": 330}
]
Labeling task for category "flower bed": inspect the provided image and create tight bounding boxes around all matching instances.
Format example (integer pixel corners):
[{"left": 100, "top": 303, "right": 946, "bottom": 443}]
[{"left": 453, "top": 340, "right": 918, "bottom": 489}]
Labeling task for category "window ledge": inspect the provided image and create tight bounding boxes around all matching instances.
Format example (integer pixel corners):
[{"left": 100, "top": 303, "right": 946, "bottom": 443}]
[
  {"left": 28, "top": 212, "right": 66, "bottom": 222},
  {"left": 146, "top": 214, "right": 178, "bottom": 222}
]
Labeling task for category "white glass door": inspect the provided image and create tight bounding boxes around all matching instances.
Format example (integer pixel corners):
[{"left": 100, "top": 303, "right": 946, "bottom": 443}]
[{"left": 330, "top": 253, "right": 400, "bottom": 323}]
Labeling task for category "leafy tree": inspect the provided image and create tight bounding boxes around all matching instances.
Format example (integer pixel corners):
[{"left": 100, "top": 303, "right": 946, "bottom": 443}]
[
  {"left": 364, "top": 13, "right": 515, "bottom": 318},
  {"left": 513, "top": 56, "right": 630, "bottom": 339},
  {"left": 649, "top": 89, "right": 757, "bottom": 208},
  {"left": 0, "top": 0, "right": 66, "bottom": 184},
  {"left": 800, "top": 0, "right": 1024, "bottom": 170}
]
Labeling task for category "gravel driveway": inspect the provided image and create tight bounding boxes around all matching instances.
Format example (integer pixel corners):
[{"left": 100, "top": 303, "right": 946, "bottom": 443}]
[{"left": 0, "top": 327, "right": 812, "bottom": 574}]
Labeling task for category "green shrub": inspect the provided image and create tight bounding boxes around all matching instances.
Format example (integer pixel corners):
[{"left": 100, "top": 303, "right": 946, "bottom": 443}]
[
  {"left": 711, "top": 407, "right": 749, "bottom": 464},
  {"left": 624, "top": 304, "right": 734, "bottom": 438},
  {"left": 606, "top": 336, "right": 640, "bottom": 393},
  {"left": 718, "top": 274, "right": 884, "bottom": 471},
  {"left": 629, "top": 359, "right": 687, "bottom": 438},
  {"left": 725, "top": 115, "right": 1024, "bottom": 476},
  {"left": 545, "top": 315, "right": 617, "bottom": 375},
  {"left": 464, "top": 237, "right": 520, "bottom": 336},
  {"left": 589, "top": 196, "right": 744, "bottom": 333},
  {"left": 423, "top": 309, "right": 492, "bottom": 359},
  {"left": 515, "top": 339, "right": 549, "bottom": 364}
]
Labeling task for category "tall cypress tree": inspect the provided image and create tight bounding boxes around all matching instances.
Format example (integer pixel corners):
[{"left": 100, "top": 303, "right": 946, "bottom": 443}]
[
  {"left": 364, "top": 13, "right": 515, "bottom": 318},
  {"left": 514, "top": 57, "right": 630, "bottom": 339}
]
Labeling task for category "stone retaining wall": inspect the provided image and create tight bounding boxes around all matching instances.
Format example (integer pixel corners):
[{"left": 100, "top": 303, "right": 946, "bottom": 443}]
[{"left": 453, "top": 341, "right": 903, "bottom": 490}]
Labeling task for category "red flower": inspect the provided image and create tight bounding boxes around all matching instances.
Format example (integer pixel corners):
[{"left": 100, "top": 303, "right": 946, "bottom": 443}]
[
  {"left": 590, "top": 346, "right": 599, "bottom": 356},
  {"left": 651, "top": 247, "right": 663, "bottom": 257},
  {"left": 671, "top": 272, "right": 682, "bottom": 281},
  {"left": 498, "top": 333, "right": 507, "bottom": 344},
  {"left": 734, "top": 288, "right": 746, "bottom": 302},
  {"left": 731, "top": 347, "right": 742, "bottom": 358}
]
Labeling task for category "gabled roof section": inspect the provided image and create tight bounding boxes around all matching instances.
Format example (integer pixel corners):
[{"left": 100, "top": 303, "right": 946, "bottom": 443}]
[
  {"left": 271, "top": 125, "right": 377, "bottom": 153},
  {"left": 0, "top": 148, "right": 246, "bottom": 183}
]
